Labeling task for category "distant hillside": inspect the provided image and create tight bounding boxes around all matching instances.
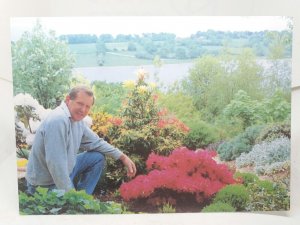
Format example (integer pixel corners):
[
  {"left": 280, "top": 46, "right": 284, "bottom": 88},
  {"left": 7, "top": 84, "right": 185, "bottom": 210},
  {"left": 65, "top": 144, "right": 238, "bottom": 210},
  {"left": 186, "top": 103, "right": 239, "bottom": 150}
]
[{"left": 61, "top": 31, "right": 292, "bottom": 67}]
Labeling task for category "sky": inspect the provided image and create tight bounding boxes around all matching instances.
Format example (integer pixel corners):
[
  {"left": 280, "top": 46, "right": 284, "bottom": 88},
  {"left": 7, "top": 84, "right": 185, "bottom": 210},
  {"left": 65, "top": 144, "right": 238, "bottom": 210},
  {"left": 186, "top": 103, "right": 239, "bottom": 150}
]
[{"left": 10, "top": 16, "right": 290, "bottom": 41}]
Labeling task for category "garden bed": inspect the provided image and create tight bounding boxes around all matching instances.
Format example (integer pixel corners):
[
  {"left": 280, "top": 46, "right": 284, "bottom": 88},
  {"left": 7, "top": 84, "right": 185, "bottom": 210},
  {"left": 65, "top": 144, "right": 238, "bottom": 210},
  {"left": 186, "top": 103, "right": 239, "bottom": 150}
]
[{"left": 95, "top": 191, "right": 206, "bottom": 213}]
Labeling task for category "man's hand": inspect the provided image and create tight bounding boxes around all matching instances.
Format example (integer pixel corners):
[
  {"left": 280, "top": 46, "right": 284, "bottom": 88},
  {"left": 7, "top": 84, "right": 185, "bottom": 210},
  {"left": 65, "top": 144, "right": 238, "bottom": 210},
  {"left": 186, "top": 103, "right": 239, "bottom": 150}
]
[{"left": 119, "top": 154, "right": 137, "bottom": 178}]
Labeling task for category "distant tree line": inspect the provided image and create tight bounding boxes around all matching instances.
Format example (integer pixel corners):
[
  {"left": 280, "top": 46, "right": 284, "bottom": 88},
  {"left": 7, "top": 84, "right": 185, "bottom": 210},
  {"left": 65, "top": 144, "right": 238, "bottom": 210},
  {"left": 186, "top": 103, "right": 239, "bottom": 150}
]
[
  {"left": 60, "top": 34, "right": 98, "bottom": 43},
  {"left": 59, "top": 30, "right": 292, "bottom": 60}
]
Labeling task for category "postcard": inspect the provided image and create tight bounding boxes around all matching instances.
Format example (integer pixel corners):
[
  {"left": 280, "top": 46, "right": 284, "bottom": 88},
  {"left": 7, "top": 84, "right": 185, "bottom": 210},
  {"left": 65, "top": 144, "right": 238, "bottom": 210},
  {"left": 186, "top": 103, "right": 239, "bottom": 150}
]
[{"left": 11, "top": 16, "right": 292, "bottom": 215}]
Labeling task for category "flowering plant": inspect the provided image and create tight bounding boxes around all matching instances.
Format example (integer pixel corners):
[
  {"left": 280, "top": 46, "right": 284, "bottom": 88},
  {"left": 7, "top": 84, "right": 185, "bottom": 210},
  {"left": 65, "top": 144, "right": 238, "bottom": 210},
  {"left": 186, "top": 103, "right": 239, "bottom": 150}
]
[
  {"left": 120, "top": 147, "right": 236, "bottom": 206},
  {"left": 90, "top": 111, "right": 113, "bottom": 138},
  {"left": 94, "top": 69, "right": 190, "bottom": 191},
  {"left": 14, "top": 93, "right": 51, "bottom": 152},
  {"left": 111, "top": 70, "right": 189, "bottom": 156}
]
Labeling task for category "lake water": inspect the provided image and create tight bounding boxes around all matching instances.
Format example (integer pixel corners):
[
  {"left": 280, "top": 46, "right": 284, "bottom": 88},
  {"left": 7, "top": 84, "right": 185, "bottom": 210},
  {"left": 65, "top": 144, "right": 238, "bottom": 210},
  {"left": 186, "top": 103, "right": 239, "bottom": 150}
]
[
  {"left": 73, "top": 59, "right": 291, "bottom": 87},
  {"left": 72, "top": 63, "right": 193, "bottom": 86}
]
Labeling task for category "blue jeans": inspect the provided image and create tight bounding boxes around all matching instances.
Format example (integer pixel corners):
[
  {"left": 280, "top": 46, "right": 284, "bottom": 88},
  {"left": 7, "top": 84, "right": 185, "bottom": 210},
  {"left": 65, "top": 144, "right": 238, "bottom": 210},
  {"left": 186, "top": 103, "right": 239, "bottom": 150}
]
[{"left": 26, "top": 151, "right": 106, "bottom": 195}]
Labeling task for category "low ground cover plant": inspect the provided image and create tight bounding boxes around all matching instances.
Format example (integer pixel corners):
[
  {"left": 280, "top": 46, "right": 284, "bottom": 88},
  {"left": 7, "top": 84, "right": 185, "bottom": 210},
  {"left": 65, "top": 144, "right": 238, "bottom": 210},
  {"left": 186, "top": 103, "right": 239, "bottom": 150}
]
[
  {"left": 19, "top": 187, "right": 126, "bottom": 215},
  {"left": 204, "top": 172, "right": 290, "bottom": 212},
  {"left": 217, "top": 125, "right": 264, "bottom": 161},
  {"left": 233, "top": 172, "right": 259, "bottom": 187},
  {"left": 236, "top": 137, "right": 290, "bottom": 175},
  {"left": 246, "top": 179, "right": 290, "bottom": 211}
]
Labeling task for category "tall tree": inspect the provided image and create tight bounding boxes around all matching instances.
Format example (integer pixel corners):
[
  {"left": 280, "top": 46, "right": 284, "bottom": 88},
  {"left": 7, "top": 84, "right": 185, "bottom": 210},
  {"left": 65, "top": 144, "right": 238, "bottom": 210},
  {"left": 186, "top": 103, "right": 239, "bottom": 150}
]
[
  {"left": 264, "top": 30, "right": 292, "bottom": 97},
  {"left": 232, "top": 48, "right": 264, "bottom": 100},
  {"left": 182, "top": 55, "right": 225, "bottom": 118},
  {"left": 12, "top": 21, "right": 75, "bottom": 109},
  {"left": 183, "top": 50, "right": 264, "bottom": 121}
]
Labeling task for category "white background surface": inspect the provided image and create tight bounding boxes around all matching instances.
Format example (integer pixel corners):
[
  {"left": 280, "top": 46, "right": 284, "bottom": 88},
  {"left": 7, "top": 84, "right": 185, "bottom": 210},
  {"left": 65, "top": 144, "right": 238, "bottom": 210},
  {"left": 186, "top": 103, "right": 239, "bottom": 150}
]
[{"left": 0, "top": 0, "right": 299, "bottom": 224}]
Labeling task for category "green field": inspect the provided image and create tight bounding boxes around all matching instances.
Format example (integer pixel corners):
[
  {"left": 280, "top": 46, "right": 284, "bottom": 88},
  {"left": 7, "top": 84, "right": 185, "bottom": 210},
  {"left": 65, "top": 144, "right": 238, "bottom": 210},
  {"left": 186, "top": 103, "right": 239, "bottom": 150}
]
[
  {"left": 104, "top": 53, "right": 152, "bottom": 66},
  {"left": 68, "top": 39, "right": 251, "bottom": 68},
  {"left": 68, "top": 43, "right": 97, "bottom": 54},
  {"left": 105, "top": 42, "right": 129, "bottom": 51},
  {"left": 69, "top": 43, "right": 194, "bottom": 67},
  {"left": 69, "top": 43, "right": 151, "bottom": 67}
]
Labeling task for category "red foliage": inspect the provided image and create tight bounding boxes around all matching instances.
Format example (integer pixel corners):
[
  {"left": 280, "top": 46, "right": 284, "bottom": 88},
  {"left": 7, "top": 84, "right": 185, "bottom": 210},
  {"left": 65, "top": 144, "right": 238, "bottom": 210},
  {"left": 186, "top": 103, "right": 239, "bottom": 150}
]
[
  {"left": 157, "top": 108, "right": 190, "bottom": 133},
  {"left": 157, "top": 108, "right": 168, "bottom": 117},
  {"left": 108, "top": 117, "right": 123, "bottom": 126},
  {"left": 157, "top": 117, "right": 190, "bottom": 133},
  {"left": 119, "top": 147, "right": 237, "bottom": 203}
]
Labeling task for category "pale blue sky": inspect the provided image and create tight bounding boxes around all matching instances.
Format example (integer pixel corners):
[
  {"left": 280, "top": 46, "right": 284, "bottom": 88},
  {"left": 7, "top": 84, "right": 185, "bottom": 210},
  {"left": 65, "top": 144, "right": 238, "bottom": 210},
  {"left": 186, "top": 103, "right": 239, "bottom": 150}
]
[{"left": 11, "top": 16, "right": 290, "bottom": 41}]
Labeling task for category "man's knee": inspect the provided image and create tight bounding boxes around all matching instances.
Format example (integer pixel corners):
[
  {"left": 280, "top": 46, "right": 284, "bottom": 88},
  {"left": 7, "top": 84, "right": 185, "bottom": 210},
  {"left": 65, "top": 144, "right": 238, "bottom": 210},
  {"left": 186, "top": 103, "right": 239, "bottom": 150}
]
[{"left": 88, "top": 151, "right": 106, "bottom": 166}]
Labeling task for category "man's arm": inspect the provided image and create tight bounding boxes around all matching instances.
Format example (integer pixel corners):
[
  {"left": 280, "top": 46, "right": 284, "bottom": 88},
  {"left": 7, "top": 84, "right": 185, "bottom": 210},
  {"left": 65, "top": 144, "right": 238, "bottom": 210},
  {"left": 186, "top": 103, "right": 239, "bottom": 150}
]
[
  {"left": 81, "top": 125, "right": 136, "bottom": 177},
  {"left": 80, "top": 125, "right": 123, "bottom": 159}
]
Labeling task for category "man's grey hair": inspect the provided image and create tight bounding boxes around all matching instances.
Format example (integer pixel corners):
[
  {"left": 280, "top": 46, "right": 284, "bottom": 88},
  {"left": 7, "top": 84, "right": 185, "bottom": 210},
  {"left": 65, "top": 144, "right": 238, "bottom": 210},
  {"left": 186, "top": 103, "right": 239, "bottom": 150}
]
[{"left": 68, "top": 85, "right": 95, "bottom": 104}]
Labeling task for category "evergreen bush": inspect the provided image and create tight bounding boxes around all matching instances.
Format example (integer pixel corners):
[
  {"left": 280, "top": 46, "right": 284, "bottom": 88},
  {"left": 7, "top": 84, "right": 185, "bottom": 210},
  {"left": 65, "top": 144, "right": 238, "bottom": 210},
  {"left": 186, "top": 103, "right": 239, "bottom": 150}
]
[
  {"left": 233, "top": 172, "right": 259, "bottom": 187},
  {"left": 217, "top": 125, "right": 264, "bottom": 161},
  {"left": 183, "top": 120, "right": 218, "bottom": 150},
  {"left": 213, "top": 184, "right": 249, "bottom": 211},
  {"left": 202, "top": 202, "right": 236, "bottom": 212},
  {"left": 255, "top": 122, "right": 290, "bottom": 144}
]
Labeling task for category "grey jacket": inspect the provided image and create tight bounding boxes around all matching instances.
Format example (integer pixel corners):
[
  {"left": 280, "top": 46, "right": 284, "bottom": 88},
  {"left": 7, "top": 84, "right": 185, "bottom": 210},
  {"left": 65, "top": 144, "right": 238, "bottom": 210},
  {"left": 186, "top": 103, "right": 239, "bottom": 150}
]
[{"left": 26, "top": 101, "right": 123, "bottom": 191}]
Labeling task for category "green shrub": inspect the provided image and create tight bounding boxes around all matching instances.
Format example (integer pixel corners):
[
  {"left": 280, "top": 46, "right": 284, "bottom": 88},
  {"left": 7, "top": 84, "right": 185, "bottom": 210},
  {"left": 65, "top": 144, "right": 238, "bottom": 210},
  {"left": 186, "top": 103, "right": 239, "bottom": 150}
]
[
  {"left": 91, "top": 81, "right": 126, "bottom": 115},
  {"left": 90, "top": 111, "right": 113, "bottom": 138},
  {"left": 183, "top": 120, "right": 218, "bottom": 150},
  {"left": 217, "top": 125, "right": 265, "bottom": 161},
  {"left": 223, "top": 90, "right": 262, "bottom": 129},
  {"left": 214, "top": 116, "right": 244, "bottom": 140},
  {"left": 213, "top": 184, "right": 249, "bottom": 211},
  {"left": 19, "top": 187, "right": 127, "bottom": 215},
  {"left": 202, "top": 202, "right": 236, "bottom": 212},
  {"left": 255, "top": 122, "right": 290, "bottom": 144},
  {"left": 234, "top": 172, "right": 259, "bottom": 187},
  {"left": 157, "top": 91, "right": 202, "bottom": 127},
  {"left": 246, "top": 180, "right": 290, "bottom": 211},
  {"left": 261, "top": 91, "right": 291, "bottom": 123},
  {"left": 97, "top": 154, "right": 144, "bottom": 191},
  {"left": 110, "top": 72, "right": 189, "bottom": 158}
]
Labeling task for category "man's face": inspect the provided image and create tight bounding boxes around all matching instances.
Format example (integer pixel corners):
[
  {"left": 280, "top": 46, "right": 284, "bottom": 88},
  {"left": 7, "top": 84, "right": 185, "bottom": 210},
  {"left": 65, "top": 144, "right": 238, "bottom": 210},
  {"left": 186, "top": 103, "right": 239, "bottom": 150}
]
[{"left": 65, "top": 91, "right": 93, "bottom": 121}]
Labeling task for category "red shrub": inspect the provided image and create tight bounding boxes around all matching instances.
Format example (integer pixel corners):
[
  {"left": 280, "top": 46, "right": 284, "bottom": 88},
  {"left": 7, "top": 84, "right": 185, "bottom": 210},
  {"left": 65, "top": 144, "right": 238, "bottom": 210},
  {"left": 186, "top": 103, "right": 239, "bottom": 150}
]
[
  {"left": 157, "top": 108, "right": 190, "bottom": 133},
  {"left": 120, "top": 147, "right": 236, "bottom": 204}
]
